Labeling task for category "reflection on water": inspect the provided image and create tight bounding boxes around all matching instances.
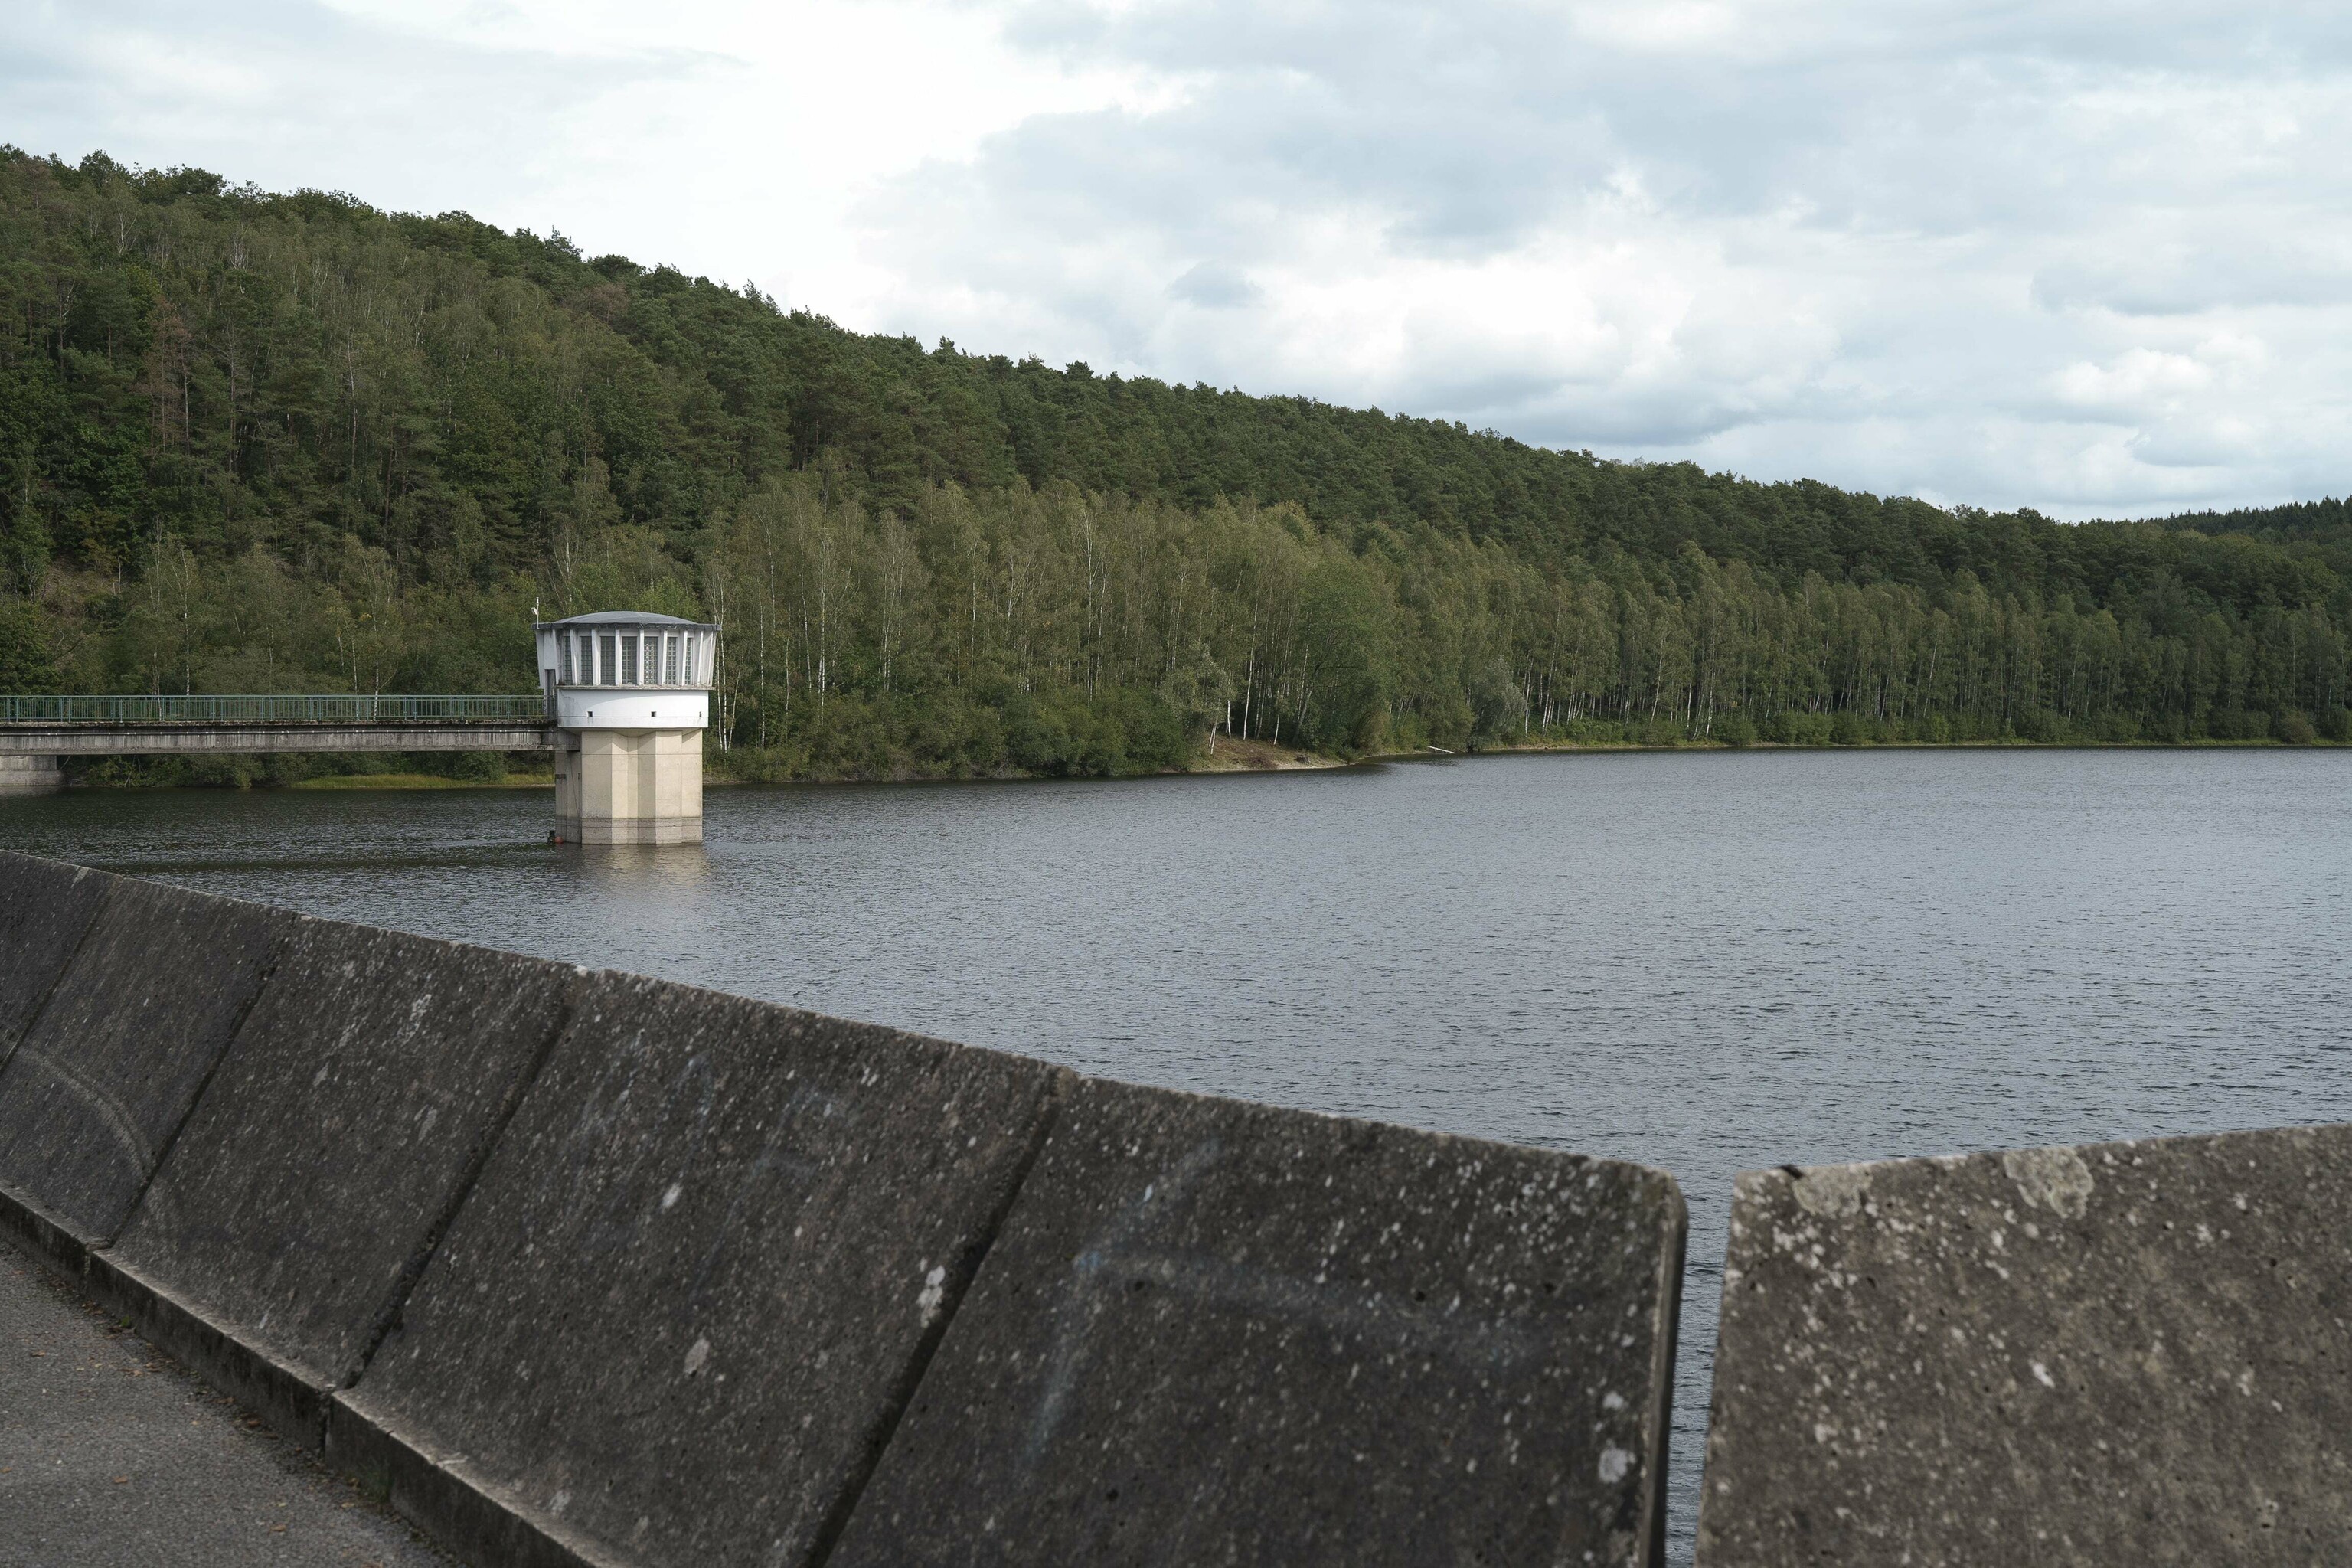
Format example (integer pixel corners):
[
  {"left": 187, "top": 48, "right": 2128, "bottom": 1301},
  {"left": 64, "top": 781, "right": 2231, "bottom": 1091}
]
[{"left": 7, "top": 748, "right": 2350, "bottom": 1563}]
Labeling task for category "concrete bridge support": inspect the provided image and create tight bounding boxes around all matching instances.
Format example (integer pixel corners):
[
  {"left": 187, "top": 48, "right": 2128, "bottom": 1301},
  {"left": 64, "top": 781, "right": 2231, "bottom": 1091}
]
[
  {"left": 0, "top": 756, "right": 60, "bottom": 795},
  {"left": 553, "top": 728, "right": 703, "bottom": 844}
]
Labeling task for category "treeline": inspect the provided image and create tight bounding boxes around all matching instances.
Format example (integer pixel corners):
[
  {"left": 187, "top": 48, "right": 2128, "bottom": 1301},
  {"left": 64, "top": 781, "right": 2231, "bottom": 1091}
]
[
  {"left": 700, "top": 478, "right": 2351, "bottom": 773},
  {"left": 1, "top": 147, "right": 2347, "bottom": 782},
  {"left": 2149, "top": 496, "right": 2352, "bottom": 552}
]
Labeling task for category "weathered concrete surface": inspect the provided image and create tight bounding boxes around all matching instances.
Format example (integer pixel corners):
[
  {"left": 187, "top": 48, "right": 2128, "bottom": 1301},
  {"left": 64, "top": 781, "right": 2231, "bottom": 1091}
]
[
  {"left": 329, "top": 972, "right": 1065, "bottom": 1568},
  {"left": 0, "top": 876, "right": 292, "bottom": 1254},
  {"left": 554, "top": 728, "right": 702, "bottom": 844},
  {"left": 0, "top": 852, "right": 113, "bottom": 1060},
  {"left": 0, "top": 752, "right": 62, "bottom": 792},
  {"left": 1696, "top": 1126, "right": 2352, "bottom": 1566},
  {"left": 829, "top": 1076, "right": 1687, "bottom": 1568},
  {"left": 104, "top": 920, "right": 582, "bottom": 1447},
  {"left": 1, "top": 1235, "right": 453, "bottom": 1568}
]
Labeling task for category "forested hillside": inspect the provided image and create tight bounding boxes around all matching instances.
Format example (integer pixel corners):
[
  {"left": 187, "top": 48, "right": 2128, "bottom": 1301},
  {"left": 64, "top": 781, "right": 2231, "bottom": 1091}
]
[{"left": 2, "top": 147, "right": 2346, "bottom": 781}]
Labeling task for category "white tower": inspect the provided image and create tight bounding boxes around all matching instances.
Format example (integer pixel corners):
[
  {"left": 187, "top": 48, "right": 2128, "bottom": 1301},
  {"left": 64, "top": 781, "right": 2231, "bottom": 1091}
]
[{"left": 534, "top": 611, "right": 718, "bottom": 844}]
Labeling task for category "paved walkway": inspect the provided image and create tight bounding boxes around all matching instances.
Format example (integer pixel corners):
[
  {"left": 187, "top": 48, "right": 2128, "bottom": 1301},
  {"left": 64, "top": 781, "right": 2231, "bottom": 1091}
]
[{"left": 0, "top": 1240, "right": 452, "bottom": 1568}]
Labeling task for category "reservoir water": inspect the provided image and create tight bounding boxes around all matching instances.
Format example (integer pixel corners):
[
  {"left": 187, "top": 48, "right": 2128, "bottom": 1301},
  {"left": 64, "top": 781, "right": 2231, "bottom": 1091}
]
[{"left": 6, "top": 746, "right": 2347, "bottom": 1561}]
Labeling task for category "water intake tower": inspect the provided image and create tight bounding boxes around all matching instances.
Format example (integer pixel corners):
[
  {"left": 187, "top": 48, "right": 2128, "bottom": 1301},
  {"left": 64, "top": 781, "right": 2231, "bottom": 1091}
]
[{"left": 536, "top": 611, "right": 717, "bottom": 844}]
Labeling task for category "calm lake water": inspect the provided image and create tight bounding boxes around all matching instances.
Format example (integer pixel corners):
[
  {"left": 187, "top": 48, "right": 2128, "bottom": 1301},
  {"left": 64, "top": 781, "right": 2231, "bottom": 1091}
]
[{"left": 6, "top": 747, "right": 2348, "bottom": 1561}]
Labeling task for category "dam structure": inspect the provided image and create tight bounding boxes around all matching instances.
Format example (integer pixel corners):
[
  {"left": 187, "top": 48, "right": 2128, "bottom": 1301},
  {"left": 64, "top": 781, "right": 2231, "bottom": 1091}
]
[
  {"left": 1, "top": 851, "right": 2347, "bottom": 1565},
  {"left": 0, "top": 851, "right": 1687, "bottom": 1568}
]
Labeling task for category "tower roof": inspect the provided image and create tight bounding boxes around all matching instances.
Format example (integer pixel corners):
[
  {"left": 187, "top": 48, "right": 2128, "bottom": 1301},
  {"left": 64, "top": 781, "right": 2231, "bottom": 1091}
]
[{"left": 537, "top": 611, "right": 717, "bottom": 630}]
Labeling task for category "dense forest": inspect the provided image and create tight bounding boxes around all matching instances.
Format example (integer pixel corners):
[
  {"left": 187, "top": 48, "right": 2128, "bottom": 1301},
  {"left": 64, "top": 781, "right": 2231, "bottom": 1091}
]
[{"left": 2, "top": 147, "right": 2346, "bottom": 783}]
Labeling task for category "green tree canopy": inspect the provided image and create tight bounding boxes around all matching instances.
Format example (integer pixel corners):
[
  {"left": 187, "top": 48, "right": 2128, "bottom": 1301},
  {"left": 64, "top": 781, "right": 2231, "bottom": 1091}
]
[{"left": 0, "top": 147, "right": 2345, "bottom": 776}]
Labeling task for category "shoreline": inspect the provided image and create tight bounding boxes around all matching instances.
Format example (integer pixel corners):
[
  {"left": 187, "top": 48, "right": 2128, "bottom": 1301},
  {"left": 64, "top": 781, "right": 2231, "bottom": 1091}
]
[
  {"left": 12, "top": 735, "right": 2344, "bottom": 795},
  {"left": 1399, "top": 734, "right": 2351, "bottom": 760},
  {"left": 289, "top": 772, "right": 558, "bottom": 791}
]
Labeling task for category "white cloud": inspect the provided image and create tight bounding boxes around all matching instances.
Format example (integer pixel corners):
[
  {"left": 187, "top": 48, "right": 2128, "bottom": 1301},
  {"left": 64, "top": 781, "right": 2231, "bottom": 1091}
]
[
  {"left": 846, "top": 0, "right": 2352, "bottom": 514},
  {"left": 7, "top": 0, "right": 2352, "bottom": 517},
  {"left": 2, "top": 0, "right": 1145, "bottom": 309}
]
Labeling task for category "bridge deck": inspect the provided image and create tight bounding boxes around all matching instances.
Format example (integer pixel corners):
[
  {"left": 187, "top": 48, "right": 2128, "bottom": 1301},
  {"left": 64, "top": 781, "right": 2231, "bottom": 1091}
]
[
  {"left": 0, "top": 724, "right": 552, "bottom": 755},
  {"left": 0, "top": 696, "right": 551, "bottom": 756}
]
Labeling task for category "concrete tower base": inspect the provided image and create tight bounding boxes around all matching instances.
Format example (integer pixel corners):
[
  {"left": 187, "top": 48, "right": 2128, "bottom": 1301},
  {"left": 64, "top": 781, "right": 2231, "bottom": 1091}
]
[
  {"left": 554, "top": 730, "right": 702, "bottom": 844},
  {"left": 0, "top": 755, "right": 63, "bottom": 795}
]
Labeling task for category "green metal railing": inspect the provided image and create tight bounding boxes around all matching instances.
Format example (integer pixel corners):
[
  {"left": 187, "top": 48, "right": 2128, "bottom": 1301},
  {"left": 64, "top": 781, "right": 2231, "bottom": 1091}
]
[{"left": 0, "top": 694, "right": 547, "bottom": 724}]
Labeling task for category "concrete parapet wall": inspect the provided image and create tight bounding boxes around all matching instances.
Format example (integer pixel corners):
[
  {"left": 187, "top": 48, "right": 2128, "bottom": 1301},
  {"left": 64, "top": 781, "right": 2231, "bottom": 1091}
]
[
  {"left": 105, "top": 920, "right": 581, "bottom": 1446},
  {"left": 0, "top": 853, "right": 109, "bottom": 1054},
  {"left": 334, "top": 971, "right": 1065, "bottom": 1568},
  {"left": 11, "top": 849, "right": 2347, "bottom": 1565},
  {"left": 0, "top": 872, "right": 293, "bottom": 1253},
  {"left": 1697, "top": 1129, "right": 2352, "bottom": 1564},
  {"left": 830, "top": 1075, "right": 1687, "bottom": 1568},
  {"left": 0, "top": 851, "right": 1687, "bottom": 1566},
  {"left": 11, "top": 848, "right": 2352, "bottom": 1566}
]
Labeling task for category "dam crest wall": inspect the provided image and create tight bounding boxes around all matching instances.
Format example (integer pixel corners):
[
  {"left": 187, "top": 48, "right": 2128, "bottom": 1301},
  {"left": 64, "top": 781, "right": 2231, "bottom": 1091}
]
[{"left": 0, "top": 849, "right": 2344, "bottom": 1566}]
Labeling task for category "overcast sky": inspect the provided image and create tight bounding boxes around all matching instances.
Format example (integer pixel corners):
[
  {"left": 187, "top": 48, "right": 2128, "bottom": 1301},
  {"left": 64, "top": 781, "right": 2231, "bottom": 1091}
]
[{"left": 8, "top": 1, "right": 2350, "bottom": 518}]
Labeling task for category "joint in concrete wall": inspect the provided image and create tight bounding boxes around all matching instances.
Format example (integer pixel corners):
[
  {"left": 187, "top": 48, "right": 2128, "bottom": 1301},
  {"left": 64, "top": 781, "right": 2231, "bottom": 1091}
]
[
  {"left": 803, "top": 1069, "right": 1072, "bottom": 1568},
  {"left": 345, "top": 984, "right": 589, "bottom": 1392}
]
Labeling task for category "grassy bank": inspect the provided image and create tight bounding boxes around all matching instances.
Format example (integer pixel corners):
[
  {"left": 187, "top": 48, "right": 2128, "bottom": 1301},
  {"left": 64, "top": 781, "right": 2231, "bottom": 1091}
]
[
  {"left": 292, "top": 771, "right": 554, "bottom": 790},
  {"left": 60, "top": 750, "right": 544, "bottom": 790},
  {"left": 40, "top": 727, "right": 2347, "bottom": 794},
  {"left": 1455, "top": 735, "right": 2346, "bottom": 757}
]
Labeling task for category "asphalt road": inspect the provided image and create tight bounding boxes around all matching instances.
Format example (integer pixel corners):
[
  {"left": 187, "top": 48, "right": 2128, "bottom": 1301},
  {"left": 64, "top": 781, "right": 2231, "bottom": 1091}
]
[{"left": 0, "top": 1239, "right": 453, "bottom": 1568}]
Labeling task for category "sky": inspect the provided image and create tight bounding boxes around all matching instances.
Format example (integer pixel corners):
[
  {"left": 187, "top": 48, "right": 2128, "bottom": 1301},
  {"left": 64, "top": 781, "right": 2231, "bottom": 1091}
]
[{"left": 6, "top": 0, "right": 2350, "bottom": 519}]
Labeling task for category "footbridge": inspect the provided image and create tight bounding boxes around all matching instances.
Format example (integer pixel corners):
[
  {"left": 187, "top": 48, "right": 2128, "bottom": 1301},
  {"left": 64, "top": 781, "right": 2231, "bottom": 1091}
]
[
  {"left": 0, "top": 694, "right": 551, "bottom": 793},
  {"left": 0, "top": 609, "right": 719, "bottom": 844}
]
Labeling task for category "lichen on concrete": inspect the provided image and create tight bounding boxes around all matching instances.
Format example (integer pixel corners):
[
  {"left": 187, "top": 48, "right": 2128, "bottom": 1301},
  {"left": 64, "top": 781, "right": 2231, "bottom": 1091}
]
[
  {"left": 331, "top": 971, "right": 1066, "bottom": 1568},
  {"left": 0, "top": 874, "right": 292, "bottom": 1247},
  {"left": 106, "top": 919, "right": 583, "bottom": 1440},
  {"left": 1698, "top": 1125, "right": 2352, "bottom": 1566},
  {"left": 828, "top": 1076, "right": 1687, "bottom": 1568},
  {"left": 0, "top": 852, "right": 112, "bottom": 1063}
]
